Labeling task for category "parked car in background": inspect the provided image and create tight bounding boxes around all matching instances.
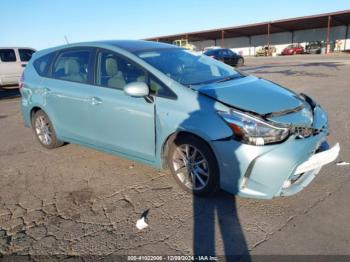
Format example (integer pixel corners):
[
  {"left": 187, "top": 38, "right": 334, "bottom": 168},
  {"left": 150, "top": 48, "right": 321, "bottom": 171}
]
[
  {"left": 281, "top": 44, "right": 304, "bottom": 55},
  {"left": 305, "top": 41, "right": 322, "bottom": 54},
  {"left": 0, "top": 47, "right": 36, "bottom": 87},
  {"left": 203, "top": 48, "right": 244, "bottom": 67},
  {"left": 255, "top": 45, "right": 276, "bottom": 56},
  {"left": 20, "top": 40, "right": 339, "bottom": 199},
  {"left": 203, "top": 46, "right": 221, "bottom": 51},
  {"left": 172, "top": 39, "right": 196, "bottom": 51}
]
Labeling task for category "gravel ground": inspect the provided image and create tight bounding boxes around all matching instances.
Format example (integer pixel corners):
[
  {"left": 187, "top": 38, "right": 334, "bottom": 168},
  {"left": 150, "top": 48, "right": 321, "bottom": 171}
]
[{"left": 0, "top": 54, "right": 349, "bottom": 261}]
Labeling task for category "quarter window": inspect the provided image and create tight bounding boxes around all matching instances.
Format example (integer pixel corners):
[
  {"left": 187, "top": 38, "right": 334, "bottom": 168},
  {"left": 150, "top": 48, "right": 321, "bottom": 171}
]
[
  {"left": 19, "top": 49, "right": 35, "bottom": 62},
  {"left": 149, "top": 75, "right": 176, "bottom": 99},
  {"left": 52, "top": 50, "right": 91, "bottom": 83},
  {"left": 96, "top": 50, "right": 146, "bottom": 90},
  {"left": 34, "top": 52, "right": 55, "bottom": 77},
  {"left": 0, "top": 49, "right": 16, "bottom": 62}
]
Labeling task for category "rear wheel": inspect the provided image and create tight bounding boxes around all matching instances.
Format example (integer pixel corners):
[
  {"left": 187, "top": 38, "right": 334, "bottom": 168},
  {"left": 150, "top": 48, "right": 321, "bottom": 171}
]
[
  {"left": 32, "top": 110, "right": 64, "bottom": 149},
  {"left": 167, "top": 135, "right": 219, "bottom": 196},
  {"left": 236, "top": 58, "right": 244, "bottom": 67}
]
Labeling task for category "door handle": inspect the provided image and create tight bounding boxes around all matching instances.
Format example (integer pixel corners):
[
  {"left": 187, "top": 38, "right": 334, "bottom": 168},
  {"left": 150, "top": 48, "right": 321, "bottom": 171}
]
[
  {"left": 90, "top": 97, "right": 102, "bottom": 105},
  {"left": 21, "top": 64, "right": 26, "bottom": 68}
]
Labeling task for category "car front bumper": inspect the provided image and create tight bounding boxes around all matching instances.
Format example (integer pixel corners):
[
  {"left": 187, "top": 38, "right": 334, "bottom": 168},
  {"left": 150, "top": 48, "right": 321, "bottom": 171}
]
[{"left": 211, "top": 106, "right": 339, "bottom": 199}]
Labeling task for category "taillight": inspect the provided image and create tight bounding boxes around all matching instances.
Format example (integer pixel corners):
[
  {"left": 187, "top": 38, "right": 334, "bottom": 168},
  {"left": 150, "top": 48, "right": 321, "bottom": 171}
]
[{"left": 19, "top": 72, "right": 24, "bottom": 89}]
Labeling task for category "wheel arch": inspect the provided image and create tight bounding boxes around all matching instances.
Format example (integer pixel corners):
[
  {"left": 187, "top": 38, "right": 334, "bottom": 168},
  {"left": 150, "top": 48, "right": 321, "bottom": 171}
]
[
  {"left": 30, "top": 106, "right": 44, "bottom": 127},
  {"left": 160, "top": 131, "right": 218, "bottom": 170}
]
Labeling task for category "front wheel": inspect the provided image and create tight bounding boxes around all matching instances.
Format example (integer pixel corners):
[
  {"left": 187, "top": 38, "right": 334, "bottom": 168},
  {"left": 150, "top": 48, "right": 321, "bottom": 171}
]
[
  {"left": 32, "top": 110, "right": 64, "bottom": 149},
  {"left": 167, "top": 135, "right": 219, "bottom": 196}
]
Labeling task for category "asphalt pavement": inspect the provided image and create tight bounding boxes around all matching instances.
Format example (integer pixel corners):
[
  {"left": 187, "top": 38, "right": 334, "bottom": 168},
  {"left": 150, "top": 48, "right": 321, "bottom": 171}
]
[{"left": 0, "top": 54, "right": 349, "bottom": 260}]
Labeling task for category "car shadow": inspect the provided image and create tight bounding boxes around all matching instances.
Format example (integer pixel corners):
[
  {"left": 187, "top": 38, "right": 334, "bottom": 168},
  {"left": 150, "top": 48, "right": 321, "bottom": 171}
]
[
  {"left": 177, "top": 86, "right": 250, "bottom": 260},
  {"left": 193, "top": 192, "right": 250, "bottom": 260},
  {"left": 0, "top": 86, "right": 20, "bottom": 100}
]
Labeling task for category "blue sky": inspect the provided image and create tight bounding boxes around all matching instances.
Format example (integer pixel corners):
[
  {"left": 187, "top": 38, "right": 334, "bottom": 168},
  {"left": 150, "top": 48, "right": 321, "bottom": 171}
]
[{"left": 1, "top": 0, "right": 350, "bottom": 50}]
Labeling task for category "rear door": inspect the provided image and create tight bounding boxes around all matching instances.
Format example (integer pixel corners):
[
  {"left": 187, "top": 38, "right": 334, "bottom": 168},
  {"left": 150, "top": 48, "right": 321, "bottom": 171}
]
[
  {"left": 227, "top": 49, "right": 239, "bottom": 65},
  {"left": 221, "top": 49, "right": 235, "bottom": 65},
  {"left": 297, "top": 45, "right": 304, "bottom": 54},
  {"left": 0, "top": 48, "right": 21, "bottom": 85},
  {"left": 216, "top": 50, "right": 226, "bottom": 63},
  {"left": 43, "top": 47, "right": 95, "bottom": 142}
]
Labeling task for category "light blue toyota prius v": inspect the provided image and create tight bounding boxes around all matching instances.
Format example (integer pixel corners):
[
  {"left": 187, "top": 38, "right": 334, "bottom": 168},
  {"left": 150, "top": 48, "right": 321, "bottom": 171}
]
[{"left": 20, "top": 40, "right": 340, "bottom": 199}]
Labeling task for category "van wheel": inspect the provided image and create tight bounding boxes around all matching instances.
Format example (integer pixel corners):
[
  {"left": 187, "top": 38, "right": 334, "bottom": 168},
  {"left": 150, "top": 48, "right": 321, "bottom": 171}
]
[
  {"left": 32, "top": 110, "right": 63, "bottom": 149},
  {"left": 167, "top": 135, "right": 219, "bottom": 196}
]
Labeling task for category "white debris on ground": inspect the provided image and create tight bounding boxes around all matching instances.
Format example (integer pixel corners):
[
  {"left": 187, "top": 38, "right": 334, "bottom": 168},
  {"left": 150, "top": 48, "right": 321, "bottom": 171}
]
[
  {"left": 136, "top": 217, "right": 148, "bottom": 230},
  {"left": 336, "top": 161, "right": 350, "bottom": 166}
]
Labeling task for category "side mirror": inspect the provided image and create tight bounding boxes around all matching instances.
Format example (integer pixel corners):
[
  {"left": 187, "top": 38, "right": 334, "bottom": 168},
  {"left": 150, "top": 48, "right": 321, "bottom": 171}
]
[{"left": 124, "top": 82, "right": 149, "bottom": 97}]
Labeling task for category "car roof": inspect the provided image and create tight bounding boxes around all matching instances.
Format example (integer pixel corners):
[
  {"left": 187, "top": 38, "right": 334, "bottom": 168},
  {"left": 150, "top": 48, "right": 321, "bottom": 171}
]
[
  {"left": 204, "top": 48, "right": 229, "bottom": 52},
  {"left": 35, "top": 40, "right": 180, "bottom": 58},
  {"left": 93, "top": 40, "right": 179, "bottom": 53}
]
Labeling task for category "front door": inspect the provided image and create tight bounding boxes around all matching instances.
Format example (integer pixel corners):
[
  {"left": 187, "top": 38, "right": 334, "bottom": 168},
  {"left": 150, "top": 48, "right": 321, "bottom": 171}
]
[{"left": 88, "top": 49, "right": 155, "bottom": 161}]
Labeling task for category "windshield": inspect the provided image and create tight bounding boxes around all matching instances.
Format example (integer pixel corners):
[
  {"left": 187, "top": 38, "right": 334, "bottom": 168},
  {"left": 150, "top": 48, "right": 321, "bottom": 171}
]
[{"left": 136, "top": 49, "right": 242, "bottom": 86}]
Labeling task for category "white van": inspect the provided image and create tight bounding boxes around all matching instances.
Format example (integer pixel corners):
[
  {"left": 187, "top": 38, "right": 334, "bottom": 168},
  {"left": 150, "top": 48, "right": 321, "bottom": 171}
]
[{"left": 0, "top": 47, "right": 36, "bottom": 87}]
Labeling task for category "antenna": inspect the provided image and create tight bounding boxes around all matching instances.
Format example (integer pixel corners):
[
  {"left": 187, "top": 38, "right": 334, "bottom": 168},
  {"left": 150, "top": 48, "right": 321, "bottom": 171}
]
[{"left": 64, "top": 35, "right": 69, "bottom": 44}]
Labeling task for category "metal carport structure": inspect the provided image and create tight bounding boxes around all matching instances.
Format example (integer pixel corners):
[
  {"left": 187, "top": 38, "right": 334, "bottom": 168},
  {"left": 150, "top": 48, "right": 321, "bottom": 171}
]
[{"left": 146, "top": 10, "right": 350, "bottom": 54}]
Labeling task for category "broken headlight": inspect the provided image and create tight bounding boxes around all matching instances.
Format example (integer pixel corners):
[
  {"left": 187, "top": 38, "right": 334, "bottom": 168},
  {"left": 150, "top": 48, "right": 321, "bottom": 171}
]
[{"left": 218, "top": 109, "right": 290, "bottom": 146}]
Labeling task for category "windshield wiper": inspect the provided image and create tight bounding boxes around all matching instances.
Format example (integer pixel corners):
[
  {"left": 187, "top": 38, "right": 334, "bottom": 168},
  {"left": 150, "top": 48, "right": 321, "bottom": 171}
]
[
  {"left": 188, "top": 74, "right": 243, "bottom": 86},
  {"left": 215, "top": 74, "right": 243, "bottom": 83}
]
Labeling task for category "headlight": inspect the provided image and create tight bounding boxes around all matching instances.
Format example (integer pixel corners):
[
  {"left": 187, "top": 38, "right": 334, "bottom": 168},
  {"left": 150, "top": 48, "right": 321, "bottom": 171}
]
[{"left": 218, "top": 109, "right": 290, "bottom": 146}]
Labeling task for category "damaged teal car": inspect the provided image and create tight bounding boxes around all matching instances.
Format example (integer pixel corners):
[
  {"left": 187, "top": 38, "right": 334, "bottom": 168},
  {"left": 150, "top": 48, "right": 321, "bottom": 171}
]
[{"left": 20, "top": 40, "right": 340, "bottom": 199}]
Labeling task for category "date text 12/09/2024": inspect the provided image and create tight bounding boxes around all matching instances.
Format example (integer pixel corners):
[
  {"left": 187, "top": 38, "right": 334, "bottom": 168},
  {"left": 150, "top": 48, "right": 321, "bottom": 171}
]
[{"left": 127, "top": 255, "right": 219, "bottom": 261}]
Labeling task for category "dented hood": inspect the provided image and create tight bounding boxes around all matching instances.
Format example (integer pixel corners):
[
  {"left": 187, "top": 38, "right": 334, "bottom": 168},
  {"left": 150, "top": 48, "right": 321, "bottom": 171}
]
[
  {"left": 196, "top": 75, "right": 314, "bottom": 126},
  {"left": 197, "top": 75, "right": 304, "bottom": 115}
]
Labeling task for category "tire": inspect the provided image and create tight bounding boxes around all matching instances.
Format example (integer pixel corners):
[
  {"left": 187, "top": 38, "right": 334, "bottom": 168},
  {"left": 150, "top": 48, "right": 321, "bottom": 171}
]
[
  {"left": 167, "top": 134, "right": 219, "bottom": 196},
  {"left": 32, "top": 110, "right": 64, "bottom": 149},
  {"left": 236, "top": 58, "right": 244, "bottom": 67}
]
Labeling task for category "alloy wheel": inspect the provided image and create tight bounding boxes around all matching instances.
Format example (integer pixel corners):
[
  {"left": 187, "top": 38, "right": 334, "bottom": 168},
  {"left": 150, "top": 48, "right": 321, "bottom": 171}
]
[
  {"left": 172, "top": 144, "right": 210, "bottom": 190},
  {"left": 34, "top": 115, "right": 53, "bottom": 145}
]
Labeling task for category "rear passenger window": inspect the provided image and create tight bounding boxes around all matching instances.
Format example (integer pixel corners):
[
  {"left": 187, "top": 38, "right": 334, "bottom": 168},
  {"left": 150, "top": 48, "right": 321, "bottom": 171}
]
[
  {"left": 52, "top": 49, "right": 91, "bottom": 84},
  {"left": 34, "top": 53, "right": 54, "bottom": 77},
  {"left": 19, "top": 49, "right": 35, "bottom": 62},
  {"left": 0, "top": 49, "right": 16, "bottom": 62}
]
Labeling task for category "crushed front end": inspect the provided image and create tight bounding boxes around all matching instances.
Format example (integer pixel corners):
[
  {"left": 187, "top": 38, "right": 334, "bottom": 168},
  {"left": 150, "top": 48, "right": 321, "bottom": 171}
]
[{"left": 211, "top": 94, "right": 340, "bottom": 199}]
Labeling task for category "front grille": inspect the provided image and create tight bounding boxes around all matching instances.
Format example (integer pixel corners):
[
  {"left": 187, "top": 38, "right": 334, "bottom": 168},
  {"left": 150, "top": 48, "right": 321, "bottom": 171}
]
[
  {"left": 293, "top": 124, "right": 328, "bottom": 139},
  {"left": 293, "top": 126, "right": 319, "bottom": 139}
]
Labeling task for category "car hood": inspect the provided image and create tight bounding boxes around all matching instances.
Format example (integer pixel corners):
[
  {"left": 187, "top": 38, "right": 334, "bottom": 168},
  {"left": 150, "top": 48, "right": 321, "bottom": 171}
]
[{"left": 195, "top": 75, "right": 313, "bottom": 126}]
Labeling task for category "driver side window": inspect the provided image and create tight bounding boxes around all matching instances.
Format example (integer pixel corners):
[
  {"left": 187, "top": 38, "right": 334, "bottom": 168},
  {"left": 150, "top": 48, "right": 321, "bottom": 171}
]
[{"left": 96, "top": 50, "right": 146, "bottom": 90}]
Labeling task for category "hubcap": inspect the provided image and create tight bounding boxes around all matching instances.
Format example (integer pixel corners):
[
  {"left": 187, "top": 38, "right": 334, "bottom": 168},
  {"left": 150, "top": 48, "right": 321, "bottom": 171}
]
[
  {"left": 172, "top": 144, "right": 209, "bottom": 190},
  {"left": 35, "top": 115, "right": 53, "bottom": 145}
]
